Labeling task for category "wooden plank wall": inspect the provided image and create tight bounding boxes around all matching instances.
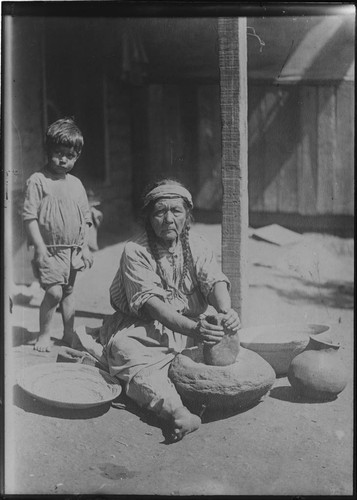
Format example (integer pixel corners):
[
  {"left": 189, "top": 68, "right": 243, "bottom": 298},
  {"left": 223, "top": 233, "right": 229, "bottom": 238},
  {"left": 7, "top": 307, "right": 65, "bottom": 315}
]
[
  {"left": 334, "top": 83, "right": 354, "bottom": 214},
  {"left": 132, "top": 81, "right": 354, "bottom": 218},
  {"left": 131, "top": 84, "right": 199, "bottom": 205},
  {"left": 195, "top": 85, "right": 222, "bottom": 210},
  {"left": 11, "top": 17, "right": 45, "bottom": 192},
  {"left": 248, "top": 81, "right": 354, "bottom": 216},
  {"left": 297, "top": 86, "right": 318, "bottom": 214},
  {"left": 10, "top": 17, "right": 45, "bottom": 283}
]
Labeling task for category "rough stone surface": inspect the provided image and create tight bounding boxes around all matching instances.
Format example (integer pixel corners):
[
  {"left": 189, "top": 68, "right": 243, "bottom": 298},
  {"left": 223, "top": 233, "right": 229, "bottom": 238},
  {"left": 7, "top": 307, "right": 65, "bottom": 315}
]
[{"left": 169, "top": 346, "right": 276, "bottom": 414}]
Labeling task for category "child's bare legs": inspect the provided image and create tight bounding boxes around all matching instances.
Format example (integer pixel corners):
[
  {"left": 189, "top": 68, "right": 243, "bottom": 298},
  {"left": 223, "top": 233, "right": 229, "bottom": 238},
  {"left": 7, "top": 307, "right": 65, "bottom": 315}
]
[
  {"left": 61, "top": 271, "right": 77, "bottom": 346},
  {"left": 37, "top": 284, "right": 63, "bottom": 352}
]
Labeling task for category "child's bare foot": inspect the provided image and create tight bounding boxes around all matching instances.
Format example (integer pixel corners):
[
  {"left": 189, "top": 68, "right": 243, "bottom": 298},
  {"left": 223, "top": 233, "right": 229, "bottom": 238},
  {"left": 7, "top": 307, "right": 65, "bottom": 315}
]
[
  {"left": 34, "top": 333, "right": 53, "bottom": 352},
  {"left": 170, "top": 407, "right": 201, "bottom": 442}
]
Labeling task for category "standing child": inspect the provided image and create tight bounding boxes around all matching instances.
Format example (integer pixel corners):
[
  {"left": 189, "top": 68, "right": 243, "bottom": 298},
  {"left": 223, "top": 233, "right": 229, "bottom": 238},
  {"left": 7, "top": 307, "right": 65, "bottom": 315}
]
[{"left": 22, "top": 118, "right": 93, "bottom": 352}]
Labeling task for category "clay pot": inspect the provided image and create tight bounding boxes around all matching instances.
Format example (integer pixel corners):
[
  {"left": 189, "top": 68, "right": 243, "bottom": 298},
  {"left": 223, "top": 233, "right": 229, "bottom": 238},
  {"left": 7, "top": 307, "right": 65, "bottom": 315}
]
[
  {"left": 287, "top": 335, "right": 348, "bottom": 401},
  {"left": 203, "top": 314, "right": 240, "bottom": 366},
  {"left": 239, "top": 323, "right": 329, "bottom": 376}
]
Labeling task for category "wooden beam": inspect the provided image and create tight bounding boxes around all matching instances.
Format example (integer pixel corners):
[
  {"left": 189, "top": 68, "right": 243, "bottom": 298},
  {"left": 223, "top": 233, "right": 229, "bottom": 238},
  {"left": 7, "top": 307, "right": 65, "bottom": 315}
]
[{"left": 218, "top": 17, "right": 249, "bottom": 325}]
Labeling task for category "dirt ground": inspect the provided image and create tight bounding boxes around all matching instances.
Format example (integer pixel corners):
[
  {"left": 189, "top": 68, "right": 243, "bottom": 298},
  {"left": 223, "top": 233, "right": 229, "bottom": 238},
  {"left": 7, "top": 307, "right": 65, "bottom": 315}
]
[{"left": 6, "top": 223, "right": 354, "bottom": 496}]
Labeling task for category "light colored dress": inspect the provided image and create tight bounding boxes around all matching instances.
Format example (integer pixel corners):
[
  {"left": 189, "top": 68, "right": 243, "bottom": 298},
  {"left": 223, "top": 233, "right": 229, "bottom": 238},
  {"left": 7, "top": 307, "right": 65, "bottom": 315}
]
[
  {"left": 22, "top": 168, "right": 92, "bottom": 288},
  {"left": 82, "top": 229, "right": 230, "bottom": 419}
]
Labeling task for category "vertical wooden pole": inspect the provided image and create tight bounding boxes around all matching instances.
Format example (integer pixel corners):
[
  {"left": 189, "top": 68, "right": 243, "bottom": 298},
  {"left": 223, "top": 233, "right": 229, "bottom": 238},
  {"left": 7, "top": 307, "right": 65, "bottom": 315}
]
[{"left": 218, "top": 17, "right": 249, "bottom": 325}]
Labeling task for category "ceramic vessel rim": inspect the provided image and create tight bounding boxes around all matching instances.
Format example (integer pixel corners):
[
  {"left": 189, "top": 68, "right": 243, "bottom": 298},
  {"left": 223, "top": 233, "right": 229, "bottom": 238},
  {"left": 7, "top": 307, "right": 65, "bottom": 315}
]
[
  {"left": 238, "top": 323, "right": 329, "bottom": 346},
  {"left": 241, "top": 340, "right": 308, "bottom": 353},
  {"left": 16, "top": 362, "right": 122, "bottom": 408},
  {"left": 309, "top": 335, "right": 340, "bottom": 348}
]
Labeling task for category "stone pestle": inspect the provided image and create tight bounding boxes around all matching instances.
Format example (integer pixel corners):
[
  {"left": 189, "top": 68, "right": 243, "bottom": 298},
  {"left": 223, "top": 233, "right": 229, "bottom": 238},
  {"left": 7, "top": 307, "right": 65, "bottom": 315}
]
[{"left": 203, "top": 313, "right": 240, "bottom": 366}]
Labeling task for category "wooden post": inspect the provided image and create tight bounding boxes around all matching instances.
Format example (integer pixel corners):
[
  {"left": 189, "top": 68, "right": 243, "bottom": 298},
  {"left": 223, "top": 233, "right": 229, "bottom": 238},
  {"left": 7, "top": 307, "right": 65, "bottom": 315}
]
[{"left": 218, "top": 17, "right": 249, "bottom": 325}]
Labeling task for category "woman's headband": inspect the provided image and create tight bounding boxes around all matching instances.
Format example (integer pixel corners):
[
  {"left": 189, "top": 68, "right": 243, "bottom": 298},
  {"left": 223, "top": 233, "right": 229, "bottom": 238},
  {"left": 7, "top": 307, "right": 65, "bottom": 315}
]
[{"left": 143, "top": 185, "right": 193, "bottom": 209}]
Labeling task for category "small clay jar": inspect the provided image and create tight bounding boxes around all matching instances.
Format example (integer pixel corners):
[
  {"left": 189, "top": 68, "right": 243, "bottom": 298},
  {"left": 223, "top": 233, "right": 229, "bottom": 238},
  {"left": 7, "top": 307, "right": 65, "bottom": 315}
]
[
  {"left": 287, "top": 334, "right": 348, "bottom": 401},
  {"left": 203, "top": 314, "right": 240, "bottom": 366}
]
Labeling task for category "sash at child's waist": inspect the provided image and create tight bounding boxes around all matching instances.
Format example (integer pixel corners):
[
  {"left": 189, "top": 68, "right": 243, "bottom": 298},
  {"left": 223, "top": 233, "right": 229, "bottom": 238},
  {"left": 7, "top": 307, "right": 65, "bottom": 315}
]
[{"left": 44, "top": 244, "right": 83, "bottom": 248}]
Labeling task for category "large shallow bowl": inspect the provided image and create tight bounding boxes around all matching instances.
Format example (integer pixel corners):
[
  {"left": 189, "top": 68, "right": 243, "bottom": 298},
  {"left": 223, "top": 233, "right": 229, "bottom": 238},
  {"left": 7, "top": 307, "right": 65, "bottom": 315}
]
[
  {"left": 16, "top": 362, "right": 122, "bottom": 409},
  {"left": 239, "top": 323, "right": 330, "bottom": 376}
]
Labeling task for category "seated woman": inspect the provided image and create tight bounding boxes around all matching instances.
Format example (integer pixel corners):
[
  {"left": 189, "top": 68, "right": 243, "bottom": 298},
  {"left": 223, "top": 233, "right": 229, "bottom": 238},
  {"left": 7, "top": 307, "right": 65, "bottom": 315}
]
[{"left": 95, "top": 178, "right": 240, "bottom": 441}]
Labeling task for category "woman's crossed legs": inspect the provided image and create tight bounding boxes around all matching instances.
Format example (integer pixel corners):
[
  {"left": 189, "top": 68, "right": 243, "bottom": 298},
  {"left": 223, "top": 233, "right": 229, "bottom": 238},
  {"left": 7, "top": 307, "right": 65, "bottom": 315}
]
[{"left": 107, "top": 329, "right": 200, "bottom": 441}]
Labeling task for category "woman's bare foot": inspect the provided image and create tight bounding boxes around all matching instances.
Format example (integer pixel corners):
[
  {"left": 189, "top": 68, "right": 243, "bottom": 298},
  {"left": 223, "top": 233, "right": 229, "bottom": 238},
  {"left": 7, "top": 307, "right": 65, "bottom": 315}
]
[
  {"left": 170, "top": 407, "right": 201, "bottom": 442},
  {"left": 34, "top": 333, "right": 53, "bottom": 352}
]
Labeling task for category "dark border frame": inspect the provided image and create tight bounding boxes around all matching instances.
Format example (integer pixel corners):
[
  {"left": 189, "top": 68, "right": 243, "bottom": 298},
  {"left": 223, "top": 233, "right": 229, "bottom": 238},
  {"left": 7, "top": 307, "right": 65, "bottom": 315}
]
[{"left": 1, "top": 2, "right": 355, "bottom": 498}]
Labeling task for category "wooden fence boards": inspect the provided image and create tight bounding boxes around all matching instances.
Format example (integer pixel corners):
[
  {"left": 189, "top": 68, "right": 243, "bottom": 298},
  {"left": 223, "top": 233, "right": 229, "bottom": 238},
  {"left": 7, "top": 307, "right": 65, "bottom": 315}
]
[
  {"left": 196, "top": 85, "right": 222, "bottom": 209},
  {"left": 133, "top": 80, "right": 353, "bottom": 220},
  {"left": 148, "top": 84, "right": 166, "bottom": 179},
  {"left": 163, "top": 85, "right": 182, "bottom": 177},
  {"left": 261, "top": 91, "right": 279, "bottom": 212},
  {"left": 297, "top": 86, "right": 318, "bottom": 215},
  {"left": 248, "top": 86, "right": 265, "bottom": 211},
  {"left": 248, "top": 81, "right": 353, "bottom": 217},
  {"left": 317, "top": 86, "right": 336, "bottom": 214},
  {"left": 179, "top": 85, "right": 199, "bottom": 191},
  {"left": 334, "top": 82, "right": 354, "bottom": 214},
  {"left": 276, "top": 88, "right": 298, "bottom": 213}
]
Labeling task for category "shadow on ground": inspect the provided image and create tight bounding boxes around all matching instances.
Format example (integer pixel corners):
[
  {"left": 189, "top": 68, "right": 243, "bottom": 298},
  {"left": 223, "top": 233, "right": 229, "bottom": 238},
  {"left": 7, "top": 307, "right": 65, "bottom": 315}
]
[
  {"left": 251, "top": 275, "right": 354, "bottom": 309},
  {"left": 269, "top": 386, "right": 337, "bottom": 404},
  {"left": 199, "top": 399, "right": 263, "bottom": 423},
  {"left": 112, "top": 391, "right": 181, "bottom": 444},
  {"left": 110, "top": 389, "right": 263, "bottom": 444},
  {"left": 12, "top": 312, "right": 106, "bottom": 348},
  {"left": 12, "top": 326, "right": 38, "bottom": 347}
]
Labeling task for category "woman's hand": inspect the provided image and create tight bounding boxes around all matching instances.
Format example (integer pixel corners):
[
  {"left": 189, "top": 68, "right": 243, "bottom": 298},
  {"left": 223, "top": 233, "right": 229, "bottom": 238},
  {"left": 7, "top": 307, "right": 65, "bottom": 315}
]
[
  {"left": 195, "top": 317, "right": 225, "bottom": 345},
  {"left": 219, "top": 308, "right": 241, "bottom": 334}
]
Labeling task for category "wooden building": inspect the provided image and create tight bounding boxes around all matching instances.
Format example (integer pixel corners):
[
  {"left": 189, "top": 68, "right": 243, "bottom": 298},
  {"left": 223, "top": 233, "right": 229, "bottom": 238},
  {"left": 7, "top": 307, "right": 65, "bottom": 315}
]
[
  {"left": 5, "top": 12, "right": 355, "bottom": 292},
  {"left": 7, "top": 14, "right": 354, "bottom": 233}
]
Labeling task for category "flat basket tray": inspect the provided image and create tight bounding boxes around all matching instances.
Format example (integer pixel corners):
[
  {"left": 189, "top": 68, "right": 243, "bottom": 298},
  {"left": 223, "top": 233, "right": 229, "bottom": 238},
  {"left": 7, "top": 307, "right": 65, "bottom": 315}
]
[{"left": 16, "top": 362, "right": 122, "bottom": 409}]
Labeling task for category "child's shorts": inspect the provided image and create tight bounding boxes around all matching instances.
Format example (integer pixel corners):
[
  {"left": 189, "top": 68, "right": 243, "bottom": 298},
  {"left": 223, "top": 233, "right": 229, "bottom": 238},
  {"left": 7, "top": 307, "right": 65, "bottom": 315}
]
[{"left": 32, "top": 247, "right": 84, "bottom": 290}]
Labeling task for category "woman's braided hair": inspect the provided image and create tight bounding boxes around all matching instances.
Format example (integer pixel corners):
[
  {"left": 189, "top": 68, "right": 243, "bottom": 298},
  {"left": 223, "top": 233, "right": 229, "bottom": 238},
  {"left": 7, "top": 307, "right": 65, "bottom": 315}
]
[{"left": 141, "top": 178, "right": 194, "bottom": 292}]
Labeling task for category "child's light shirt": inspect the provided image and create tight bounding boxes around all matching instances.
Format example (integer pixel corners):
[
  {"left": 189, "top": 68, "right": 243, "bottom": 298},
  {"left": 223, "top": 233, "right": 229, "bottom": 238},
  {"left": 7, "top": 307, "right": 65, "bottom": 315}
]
[{"left": 22, "top": 168, "right": 92, "bottom": 247}]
